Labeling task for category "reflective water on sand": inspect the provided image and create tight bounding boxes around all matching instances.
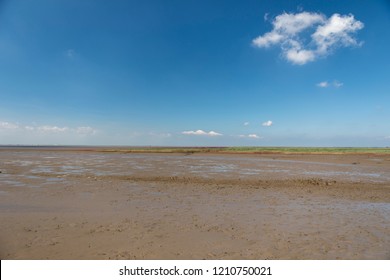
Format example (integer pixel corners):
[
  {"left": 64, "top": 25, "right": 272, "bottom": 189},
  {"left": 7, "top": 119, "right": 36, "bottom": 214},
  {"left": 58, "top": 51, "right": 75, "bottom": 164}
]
[{"left": 1, "top": 151, "right": 390, "bottom": 189}]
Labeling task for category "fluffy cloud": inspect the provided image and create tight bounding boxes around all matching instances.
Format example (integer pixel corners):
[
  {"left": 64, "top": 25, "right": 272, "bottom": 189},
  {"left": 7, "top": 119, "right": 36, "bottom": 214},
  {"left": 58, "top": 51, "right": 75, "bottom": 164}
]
[
  {"left": 253, "top": 12, "right": 324, "bottom": 48},
  {"left": 262, "top": 120, "right": 273, "bottom": 127},
  {"left": 312, "top": 14, "right": 364, "bottom": 55},
  {"left": 182, "top": 130, "right": 222, "bottom": 136},
  {"left": 253, "top": 12, "right": 364, "bottom": 65},
  {"left": 285, "top": 48, "right": 316, "bottom": 65}
]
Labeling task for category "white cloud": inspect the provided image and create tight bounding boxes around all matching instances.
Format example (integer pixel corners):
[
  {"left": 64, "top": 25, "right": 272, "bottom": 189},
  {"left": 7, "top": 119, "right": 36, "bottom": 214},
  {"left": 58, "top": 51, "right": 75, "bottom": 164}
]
[
  {"left": 275, "top": 12, "right": 325, "bottom": 34},
  {"left": 148, "top": 132, "right": 172, "bottom": 138},
  {"left": 253, "top": 12, "right": 364, "bottom": 65},
  {"left": 285, "top": 48, "right": 316, "bottom": 65},
  {"left": 317, "top": 80, "right": 343, "bottom": 88},
  {"left": 248, "top": 134, "right": 261, "bottom": 139},
  {"left": 0, "top": 121, "right": 19, "bottom": 130},
  {"left": 262, "top": 120, "right": 273, "bottom": 127},
  {"left": 312, "top": 13, "right": 364, "bottom": 55},
  {"left": 238, "top": 134, "right": 263, "bottom": 139},
  {"left": 38, "top": 126, "right": 69, "bottom": 133},
  {"left": 244, "top": 122, "right": 250, "bottom": 126},
  {"left": 182, "top": 130, "right": 222, "bottom": 136},
  {"left": 253, "top": 31, "right": 285, "bottom": 48},
  {"left": 75, "top": 126, "right": 97, "bottom": 135},
  {"left": 0, "top": 120, "right": 97, "bottom": 136},
  {"left": 35, "top": 125, "right": 98, "bottom": 135},
  {"left": 208, "top": 131, "right": 223, "bottom": 136},
  {"left": 317, "top": 81, "right": 329, "bottom": 88},
  {"left": 333, "top": 80, "right": 343, "bottom": 88},
  {"left": 0, "top": 120, "right": 99, "bottom": 145}
]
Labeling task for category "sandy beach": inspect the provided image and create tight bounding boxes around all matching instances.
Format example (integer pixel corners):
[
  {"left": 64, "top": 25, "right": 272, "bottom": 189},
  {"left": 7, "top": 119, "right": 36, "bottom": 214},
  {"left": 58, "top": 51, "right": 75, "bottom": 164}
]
[{"left": 0, "top": 148, "right": 389, "bottom": 259}]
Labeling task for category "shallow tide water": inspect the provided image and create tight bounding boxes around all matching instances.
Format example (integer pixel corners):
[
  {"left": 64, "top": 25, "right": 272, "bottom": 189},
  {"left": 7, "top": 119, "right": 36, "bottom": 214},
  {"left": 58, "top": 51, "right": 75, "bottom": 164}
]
[
  {"left": 1, "top": 151, "right": 389, "bottom": 188},
  {"left": 0, "top": 150, "right": 389, "bottom": 259}
]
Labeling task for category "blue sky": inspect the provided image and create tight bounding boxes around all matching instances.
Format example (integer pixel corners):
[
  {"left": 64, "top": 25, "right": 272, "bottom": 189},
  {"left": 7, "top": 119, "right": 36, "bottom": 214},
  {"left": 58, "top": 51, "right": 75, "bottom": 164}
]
[{"left": 0, "top": 0, "right": 389, "bottom": 146}]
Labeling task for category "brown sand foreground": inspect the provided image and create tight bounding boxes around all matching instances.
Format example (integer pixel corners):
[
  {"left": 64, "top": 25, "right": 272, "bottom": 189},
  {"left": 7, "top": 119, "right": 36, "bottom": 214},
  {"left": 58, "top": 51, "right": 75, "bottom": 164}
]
[{"left": 0, "top": 148, "right": 389, "bottom": 259}]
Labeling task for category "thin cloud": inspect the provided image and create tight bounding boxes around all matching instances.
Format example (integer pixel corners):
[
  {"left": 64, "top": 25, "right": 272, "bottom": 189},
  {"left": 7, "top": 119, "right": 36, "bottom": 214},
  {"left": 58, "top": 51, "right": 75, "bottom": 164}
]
[
  {"left": 238, "top": 134, "right": 263, "bottom": 139},
  {"left": 38, "top": 125, "right": 98, "bottom": 135},
  {"left": 262, "top": 120, "right": 273, "bottom": 127},
  {"left": 317, "top": 80, "right": 343, "bottom": 88},
  {"left": 244, "top": 122, "right": 250, "bottom": 126},
  {"left": 0, "top": 121, "right": 19, "bottom": 129},
  {"left": 333, "top": 80, "right": 343, "bottom": 88},
  {"left": 38, "top": 126, "right": 69, "bottom": 133},
  {"left": 317, "top": 81, "right": 329, "bottom": 88},
  {"left": 253, "top": 12, "right": 364, "bottom": 65},
  {"left": 0, "top": 121, "right": 97, "bottom": 135},
  {"left": 248, "top": 134, "right": 261, "bottom": 139},
  {"left": 182, "top": 130, "right": 223, "bottom": 136},
  {"left": 75, "top": 126, "right": 97, "bottom": 135},
  {"left": 66, "top": 49, "right": 76, "bottom": 59},
  {"left": 148, "top": 132, "right": 172, "bottom": 138}
]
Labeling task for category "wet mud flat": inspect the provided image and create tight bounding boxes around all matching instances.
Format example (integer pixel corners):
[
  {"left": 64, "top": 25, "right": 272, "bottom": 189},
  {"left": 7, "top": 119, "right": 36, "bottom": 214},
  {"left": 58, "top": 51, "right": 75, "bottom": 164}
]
[{"left": 0, "top": 149, "right": 389, "bottom": 259}]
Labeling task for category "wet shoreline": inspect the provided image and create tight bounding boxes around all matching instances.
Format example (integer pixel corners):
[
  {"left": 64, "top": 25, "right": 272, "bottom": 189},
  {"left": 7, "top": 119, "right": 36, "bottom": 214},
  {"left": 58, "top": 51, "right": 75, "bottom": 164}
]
[{"left": 1, "top": 150, "right": 389, "bottom": 259}]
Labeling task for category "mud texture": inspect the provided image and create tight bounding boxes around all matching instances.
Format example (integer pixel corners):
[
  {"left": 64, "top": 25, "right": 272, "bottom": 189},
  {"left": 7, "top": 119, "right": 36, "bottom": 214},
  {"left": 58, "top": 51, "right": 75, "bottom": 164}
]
[{"left": 0, "top": 149, "right": 389, "bottom": 259}]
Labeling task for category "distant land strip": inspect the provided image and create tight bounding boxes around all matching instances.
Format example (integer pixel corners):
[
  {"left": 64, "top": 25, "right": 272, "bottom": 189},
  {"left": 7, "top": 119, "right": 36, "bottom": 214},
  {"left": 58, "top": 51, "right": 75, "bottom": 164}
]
[{"left": 0, "top": 145, "right": 389, "bottom": 155}]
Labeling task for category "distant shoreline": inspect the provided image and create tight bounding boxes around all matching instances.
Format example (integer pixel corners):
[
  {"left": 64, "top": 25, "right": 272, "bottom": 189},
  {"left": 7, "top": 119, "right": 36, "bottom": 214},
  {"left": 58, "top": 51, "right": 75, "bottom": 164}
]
[{"left": 0, "top": 145, "right": 389, "bottom": 155}]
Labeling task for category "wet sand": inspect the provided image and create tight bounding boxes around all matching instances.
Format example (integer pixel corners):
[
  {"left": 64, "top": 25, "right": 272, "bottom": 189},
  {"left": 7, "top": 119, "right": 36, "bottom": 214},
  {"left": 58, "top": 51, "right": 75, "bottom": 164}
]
[{"left": 0, "top": 148, "right": 389, "bottom": 259}]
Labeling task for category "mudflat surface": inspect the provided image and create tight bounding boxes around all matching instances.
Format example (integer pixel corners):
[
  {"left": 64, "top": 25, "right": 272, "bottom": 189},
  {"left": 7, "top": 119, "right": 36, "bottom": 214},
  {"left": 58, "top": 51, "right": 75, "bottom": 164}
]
[{"left": 0, "top": 149, "right": 389, "bottom": 259}]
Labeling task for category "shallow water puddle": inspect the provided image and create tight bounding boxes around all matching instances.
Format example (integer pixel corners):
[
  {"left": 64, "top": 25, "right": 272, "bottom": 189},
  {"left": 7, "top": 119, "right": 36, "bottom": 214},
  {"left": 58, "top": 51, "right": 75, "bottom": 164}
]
[{"left": 1, "top": 151, "right": 390, "bottom": 185}]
